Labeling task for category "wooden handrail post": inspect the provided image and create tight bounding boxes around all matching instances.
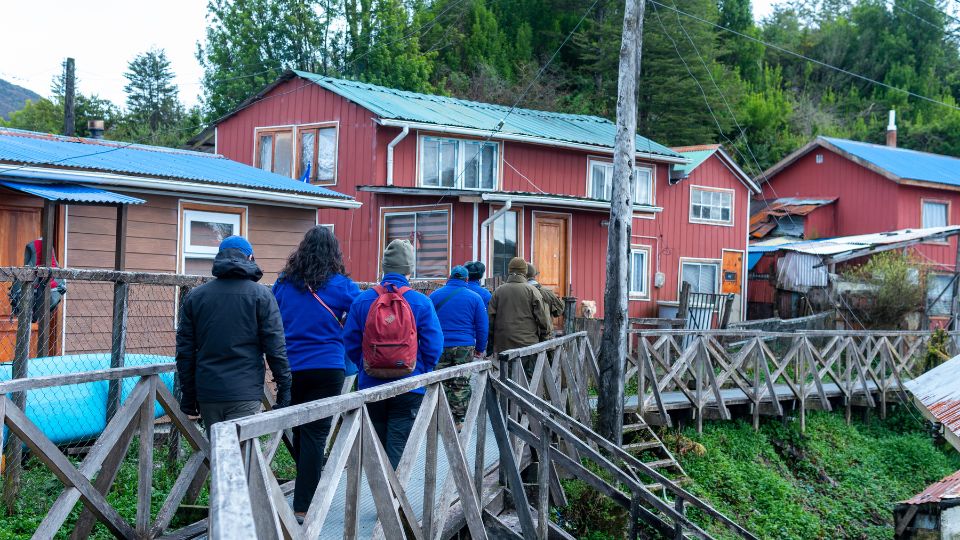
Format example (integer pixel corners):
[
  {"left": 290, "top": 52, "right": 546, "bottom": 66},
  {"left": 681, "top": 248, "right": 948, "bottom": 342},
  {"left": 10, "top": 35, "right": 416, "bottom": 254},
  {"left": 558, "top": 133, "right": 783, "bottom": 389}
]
[
  {"left": 720, "top": 293, "right": 735, "bottom": 329},
  {"left": 106, "top": 281, "right": 129, "bottom": 421},
  {"left": 3, "top": 278, "right": 34, "bottom": 514},
  {"left": 562, "top": 296, "right": 577, "bottom": 335}
]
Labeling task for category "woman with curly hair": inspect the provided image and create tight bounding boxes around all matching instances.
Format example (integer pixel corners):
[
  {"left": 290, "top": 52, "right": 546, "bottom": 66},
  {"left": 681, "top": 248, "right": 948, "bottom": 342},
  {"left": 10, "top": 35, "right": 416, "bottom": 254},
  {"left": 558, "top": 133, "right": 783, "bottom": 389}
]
[{"left": 272, "top": 225, "right": 360, "bottom": 520}]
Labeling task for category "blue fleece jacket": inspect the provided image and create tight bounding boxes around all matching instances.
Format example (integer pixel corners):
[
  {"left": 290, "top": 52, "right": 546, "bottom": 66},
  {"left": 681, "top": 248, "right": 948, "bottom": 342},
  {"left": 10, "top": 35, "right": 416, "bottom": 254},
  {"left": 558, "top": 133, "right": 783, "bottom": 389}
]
[
  {"left": 272, "top": 273, "right": 361, "bottom": 373},
  {"left": 343, "top": 273, "right": 443, "bottom": 394},
  {"left": 431, "top": 279, "right": 488, "bottom": 352},
  {"left": 467, "top": 280, "right": 492, "bottom": 307}
]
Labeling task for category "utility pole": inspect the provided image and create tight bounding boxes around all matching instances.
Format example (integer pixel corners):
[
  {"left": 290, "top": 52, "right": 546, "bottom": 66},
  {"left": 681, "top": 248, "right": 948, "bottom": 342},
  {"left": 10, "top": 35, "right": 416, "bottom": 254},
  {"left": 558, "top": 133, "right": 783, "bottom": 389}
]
[
  {"left": 597, "top": 0, "right": 645, "bottom": 444},
  {"left": 64, "top": 58, "right": 76, "bottom": 136}
]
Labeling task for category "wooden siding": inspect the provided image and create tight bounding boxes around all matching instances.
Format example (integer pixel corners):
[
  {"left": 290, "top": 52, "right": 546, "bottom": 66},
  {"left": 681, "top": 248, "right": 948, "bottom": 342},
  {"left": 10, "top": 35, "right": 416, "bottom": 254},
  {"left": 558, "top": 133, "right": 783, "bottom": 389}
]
[
  {"left": 764, "top": 146, "right": 959, "bottom": 271},
  {"left": 215, "top": 78, "right": 752, "bottom": 318}
]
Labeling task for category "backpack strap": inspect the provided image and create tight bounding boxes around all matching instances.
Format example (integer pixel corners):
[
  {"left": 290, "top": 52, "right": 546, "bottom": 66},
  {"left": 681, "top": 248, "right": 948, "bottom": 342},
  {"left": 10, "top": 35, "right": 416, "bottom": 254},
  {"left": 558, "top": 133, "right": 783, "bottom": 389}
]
[
  {"left": 373, "top": 284, "right": 387, "bottom": 296},
  {"left": 434, "top": 286, "right": 466, "bottom": 312},
  {"left": 308, "top": 285, "right": 344, "bottom": 328}
]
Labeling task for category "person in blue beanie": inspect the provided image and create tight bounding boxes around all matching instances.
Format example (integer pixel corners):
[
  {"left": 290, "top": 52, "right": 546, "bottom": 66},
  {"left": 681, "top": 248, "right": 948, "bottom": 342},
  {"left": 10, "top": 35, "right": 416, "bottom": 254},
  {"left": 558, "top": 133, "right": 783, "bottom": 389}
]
[
  {"left": 343, "top": 239, "right": 443, "bottom": 467},
  {"left": 431, "top": 265, "right": 487, "bottom": 426},
  {"left": 272, "top": 225, "right": 360, "bottom": 518},
  {"left": 464, "top": 261, "right": 492, "bottom": 307},
  {"left": 176, "top": 235, "right": 291, "bottom": 437}
]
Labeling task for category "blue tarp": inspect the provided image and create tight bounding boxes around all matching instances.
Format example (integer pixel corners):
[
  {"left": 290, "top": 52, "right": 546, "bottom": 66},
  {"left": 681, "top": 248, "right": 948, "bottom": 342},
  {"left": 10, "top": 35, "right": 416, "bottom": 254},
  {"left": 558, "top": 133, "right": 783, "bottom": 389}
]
[{"left": 0, "top": 354, "right": 174, "bottom": 446}]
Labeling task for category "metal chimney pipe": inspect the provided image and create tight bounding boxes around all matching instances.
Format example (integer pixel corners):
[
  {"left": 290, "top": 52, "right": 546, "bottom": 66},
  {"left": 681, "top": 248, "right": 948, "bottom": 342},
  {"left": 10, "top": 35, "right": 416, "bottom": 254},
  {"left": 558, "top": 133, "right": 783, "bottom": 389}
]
[
  {"left": 886, "top": 110, "right": 897, "bottom": 148},
  {"left": 87, "top": 120, "right": 105, "bottom": 139}
]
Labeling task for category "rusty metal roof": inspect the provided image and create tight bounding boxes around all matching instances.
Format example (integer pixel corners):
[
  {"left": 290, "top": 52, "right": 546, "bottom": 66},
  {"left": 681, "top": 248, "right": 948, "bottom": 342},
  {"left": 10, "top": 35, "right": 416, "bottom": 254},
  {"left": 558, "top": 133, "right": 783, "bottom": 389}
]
[
  {"left": 750, "top": 198, "right": 836, "bottom": 238},
  {"left": 902, "top": 469, "right": 960, "bottom": 505},
  {"left": 905, "top": 354, "right": 960, "bottom": 453}
]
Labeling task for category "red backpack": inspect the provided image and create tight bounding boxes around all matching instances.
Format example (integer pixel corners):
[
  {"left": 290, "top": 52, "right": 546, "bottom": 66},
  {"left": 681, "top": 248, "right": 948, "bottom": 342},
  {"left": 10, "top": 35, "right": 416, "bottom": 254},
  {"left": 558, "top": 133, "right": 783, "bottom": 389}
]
[{"left": 362, "top": 284, "right": 419, "bottom": 378}]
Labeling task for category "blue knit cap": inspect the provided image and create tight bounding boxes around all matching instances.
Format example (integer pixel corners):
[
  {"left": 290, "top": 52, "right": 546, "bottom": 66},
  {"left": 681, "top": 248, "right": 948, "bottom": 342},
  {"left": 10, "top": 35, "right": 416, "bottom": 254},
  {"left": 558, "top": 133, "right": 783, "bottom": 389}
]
[
  {"left": 219, "top": 235, "right": 254, "bottom": 256},
  {"left": 450, "top": 265, "right": 469, "bottom": 279}
]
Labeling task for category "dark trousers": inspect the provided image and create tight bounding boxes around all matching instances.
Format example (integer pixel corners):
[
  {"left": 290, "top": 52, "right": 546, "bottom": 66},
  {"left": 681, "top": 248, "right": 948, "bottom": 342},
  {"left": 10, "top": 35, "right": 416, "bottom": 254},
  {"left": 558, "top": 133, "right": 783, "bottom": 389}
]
[
  {"left": 291, "top": 368, "right": 345, "bottom": 513},
  {"left": 198, "top": 400, "right": 261, "bottom": 439},
  {"left": 366, "top": 392, "right": 423, "bottom": 469}
]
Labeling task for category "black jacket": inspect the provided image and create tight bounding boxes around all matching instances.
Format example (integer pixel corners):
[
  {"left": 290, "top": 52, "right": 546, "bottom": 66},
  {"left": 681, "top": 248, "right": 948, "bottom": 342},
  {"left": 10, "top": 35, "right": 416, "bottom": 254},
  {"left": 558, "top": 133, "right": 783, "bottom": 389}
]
[{"left": 175, "top": 253, "right": 291, "bottom": 408}]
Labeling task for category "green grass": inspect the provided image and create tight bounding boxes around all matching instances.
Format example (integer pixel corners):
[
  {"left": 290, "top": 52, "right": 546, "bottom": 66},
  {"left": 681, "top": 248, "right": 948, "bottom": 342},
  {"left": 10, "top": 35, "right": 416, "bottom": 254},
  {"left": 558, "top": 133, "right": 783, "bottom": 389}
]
[
  {"left": 0, "top": 438, "right": 298, "bottom": 539},
  {"left": 671, "top": 407, "right": 960, "bottom": 539}
]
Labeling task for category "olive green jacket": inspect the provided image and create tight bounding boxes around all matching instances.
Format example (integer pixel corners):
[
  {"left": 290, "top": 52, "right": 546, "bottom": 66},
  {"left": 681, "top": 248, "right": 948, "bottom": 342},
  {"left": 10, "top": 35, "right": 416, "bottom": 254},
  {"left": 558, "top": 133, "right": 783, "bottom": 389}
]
[{"left": 488, "top": 274, "right": 552, "bottom": 354}]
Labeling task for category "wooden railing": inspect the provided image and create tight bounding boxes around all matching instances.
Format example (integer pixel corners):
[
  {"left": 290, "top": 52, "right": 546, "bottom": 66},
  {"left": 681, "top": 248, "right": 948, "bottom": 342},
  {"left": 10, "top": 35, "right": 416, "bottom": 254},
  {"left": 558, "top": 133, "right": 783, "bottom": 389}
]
[
  {"left": 628, "top": 330, "right": 959, "bottom": 432},
  {"left": 209, "top": 333, "right": 755, "bottom": 540},
  {"left": 0, "top": 363, "right": 208, "bottom": 539}
]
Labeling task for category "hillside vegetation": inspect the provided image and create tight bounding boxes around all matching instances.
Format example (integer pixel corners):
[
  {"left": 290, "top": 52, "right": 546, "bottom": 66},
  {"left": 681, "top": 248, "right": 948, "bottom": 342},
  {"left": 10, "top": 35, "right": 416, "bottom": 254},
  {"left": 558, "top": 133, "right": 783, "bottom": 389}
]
[
  {"left": 0, "top": 79, "right": 40, "bottom": 120},
  {"left": 672, "top": 408, "right": 960, "bottom": 539}
]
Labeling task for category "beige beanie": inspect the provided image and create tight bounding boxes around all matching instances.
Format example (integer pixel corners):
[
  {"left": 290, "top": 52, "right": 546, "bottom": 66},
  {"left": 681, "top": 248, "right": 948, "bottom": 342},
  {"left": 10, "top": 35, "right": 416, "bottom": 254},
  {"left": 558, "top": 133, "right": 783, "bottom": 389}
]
[{"left": 508, "top": 257, "right": 527, "bottom": 275}]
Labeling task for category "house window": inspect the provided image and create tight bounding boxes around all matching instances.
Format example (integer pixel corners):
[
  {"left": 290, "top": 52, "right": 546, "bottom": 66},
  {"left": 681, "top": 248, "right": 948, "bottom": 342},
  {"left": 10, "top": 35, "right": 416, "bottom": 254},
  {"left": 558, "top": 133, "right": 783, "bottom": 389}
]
[
  {"left": 181, "top": 205, "right": 246, "bottom": 276},
  {"left": 256, "top": 128, "right": 293, "bottom": 178},
  {"left": 629, "top": 247, "right": 650, "bottom": 297},
  {"left": 382, "top": 207, "right": 451, "bottom": 279},
  {"left": 927, "top": 273, "right": 954, "bottom": 316},
  {"left": 690, "top": 186, "right": 733, "bottom": 225},
  {"left": 922, "top": 200, "right": 949, "bottom": 228},
  {"left": 587, "top": 159, "right": 654, "bottom": 205},
  {"left": 298, "top": 125, "right": 337, "bottom": 184},
  {"left": 681, "top": 261, "right": 719, "bottom": 295},
  {"left": 420, "top": 136, "right": 498, "bottom": 190},
  {"left": 490, "top": 208, "right": 520, "bottom": 278}
]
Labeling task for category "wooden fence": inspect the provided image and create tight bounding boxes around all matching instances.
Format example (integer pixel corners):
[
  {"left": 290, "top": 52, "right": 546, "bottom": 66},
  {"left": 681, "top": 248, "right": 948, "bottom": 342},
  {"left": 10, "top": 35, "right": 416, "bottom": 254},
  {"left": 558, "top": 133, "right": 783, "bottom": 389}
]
[
  {"left": 628, "top": 329, "right": 960, "bottom": 432},
  {"left": 209, "top": 332, "right": 755, "bottom": 540}
]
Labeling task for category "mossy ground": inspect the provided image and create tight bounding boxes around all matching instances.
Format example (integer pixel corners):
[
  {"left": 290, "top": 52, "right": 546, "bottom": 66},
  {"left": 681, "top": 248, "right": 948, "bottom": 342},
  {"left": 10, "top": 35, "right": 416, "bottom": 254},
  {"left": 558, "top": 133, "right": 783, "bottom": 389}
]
[{"left": 559, "top": 406, "right": 960, "bottom": 539}]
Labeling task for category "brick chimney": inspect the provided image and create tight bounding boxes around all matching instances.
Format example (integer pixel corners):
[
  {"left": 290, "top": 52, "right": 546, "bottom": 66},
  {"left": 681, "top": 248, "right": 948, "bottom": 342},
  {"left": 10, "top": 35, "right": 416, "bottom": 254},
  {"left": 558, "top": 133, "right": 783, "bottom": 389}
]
[{"left": 886, "top": 110, "right": 897, "bottom": 148}]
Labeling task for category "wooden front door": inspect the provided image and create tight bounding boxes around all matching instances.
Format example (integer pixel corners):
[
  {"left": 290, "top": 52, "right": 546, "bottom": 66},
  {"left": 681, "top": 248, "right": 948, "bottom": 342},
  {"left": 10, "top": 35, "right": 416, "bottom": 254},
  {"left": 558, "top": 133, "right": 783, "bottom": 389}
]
[
  {"left": 533, "top": 214, "right": 569, "bottom": 297},
  {"left": 0, "top": 204, "right": 42, "bottom": 362}
]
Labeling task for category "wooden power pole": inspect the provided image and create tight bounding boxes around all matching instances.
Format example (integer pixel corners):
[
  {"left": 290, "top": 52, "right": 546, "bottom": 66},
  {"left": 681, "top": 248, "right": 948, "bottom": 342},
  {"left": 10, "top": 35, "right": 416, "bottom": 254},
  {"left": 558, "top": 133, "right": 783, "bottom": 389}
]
[
  {"left": 64, "top": 58, "right": 76, "bottom": 136},
  {"left": 597, "top": 0, "right": 645, "bottom": 444}
]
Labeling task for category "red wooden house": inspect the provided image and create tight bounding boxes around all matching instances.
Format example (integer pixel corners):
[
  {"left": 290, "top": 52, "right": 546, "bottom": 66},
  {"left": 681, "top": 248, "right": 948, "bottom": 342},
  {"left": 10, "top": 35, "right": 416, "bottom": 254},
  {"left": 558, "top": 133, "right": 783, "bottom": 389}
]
[
  {"left": 212, "top": 71, "right": 759, "bottom": 319},
  {"left": 758, "top": 126, "right": 960, "bottom": 320}
]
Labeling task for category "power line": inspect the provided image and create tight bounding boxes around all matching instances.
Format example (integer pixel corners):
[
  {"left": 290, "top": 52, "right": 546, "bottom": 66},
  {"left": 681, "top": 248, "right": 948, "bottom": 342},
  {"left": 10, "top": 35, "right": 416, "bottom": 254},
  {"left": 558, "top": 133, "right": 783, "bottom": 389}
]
[{"left": 649, "top": 0, "right": 960, "bottom": 112}]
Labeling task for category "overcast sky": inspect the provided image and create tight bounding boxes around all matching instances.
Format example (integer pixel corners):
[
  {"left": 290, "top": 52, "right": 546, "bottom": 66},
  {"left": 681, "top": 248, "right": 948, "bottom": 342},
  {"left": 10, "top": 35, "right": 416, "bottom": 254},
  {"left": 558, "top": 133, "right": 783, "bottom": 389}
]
[{"left": 1, "top": 0, "right": 778, "bottom": 111}]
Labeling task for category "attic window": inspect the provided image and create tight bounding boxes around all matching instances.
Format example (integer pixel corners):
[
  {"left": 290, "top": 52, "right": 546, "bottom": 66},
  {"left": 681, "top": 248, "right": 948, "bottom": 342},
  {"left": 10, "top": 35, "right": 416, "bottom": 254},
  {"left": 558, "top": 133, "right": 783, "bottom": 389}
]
[{"left": 815, "top": 154, "right": 824, "bottom": 164}]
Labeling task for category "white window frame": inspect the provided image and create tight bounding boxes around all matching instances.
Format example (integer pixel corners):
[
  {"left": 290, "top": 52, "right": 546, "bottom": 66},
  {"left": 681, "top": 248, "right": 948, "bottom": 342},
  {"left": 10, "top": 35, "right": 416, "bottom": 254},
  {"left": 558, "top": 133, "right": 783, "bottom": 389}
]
[
  {"left": 586, "top": 158, "right": 655, "bottom": 205},
  {"left": 253, "top": 122, "right": 340, "bottom": 183},
  {"left": 678, "top": 258, "right": 721, "bottom": 296},
  {"left": 689, "top": 185, "right": 735, "bottom": 226},
  {"left": 927, "top": 272, "right": 954, "bottom": 317},
  {"left": 629, "top": 245, "right": 651, "bottom": 300},
  {"left": 379, "top": 204, "right": 453, "bottom": 280},
  {"left": 417, "top": 135, "right": 500, "bottom": 190},
  {"left": 181, "top": 209, "right": 244, "bottom": 273}
]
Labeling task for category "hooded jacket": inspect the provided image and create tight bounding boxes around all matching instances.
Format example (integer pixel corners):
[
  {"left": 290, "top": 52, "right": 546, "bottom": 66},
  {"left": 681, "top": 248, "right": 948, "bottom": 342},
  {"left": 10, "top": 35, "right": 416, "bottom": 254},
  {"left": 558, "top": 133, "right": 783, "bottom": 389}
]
[
  {"left": 431, "top": 279, "right": 488, "bottom": 352},
  {"left": 272, "top": 273, "right": 361, "bottom": 373},
  {"left": 343, "top": 273, "right": 443, "bottom": 394},
  {"left": 467, "top": 280, "right": 492, "bottom": 307},
  {"left": 488, "top": 273, "right": 552, "bottom": 354},
  {"left": 176, "top": 252, "right": 291, "bottom": 406},
  {"left": 529, "top": 279, "right": 565, "bottom": 318}
]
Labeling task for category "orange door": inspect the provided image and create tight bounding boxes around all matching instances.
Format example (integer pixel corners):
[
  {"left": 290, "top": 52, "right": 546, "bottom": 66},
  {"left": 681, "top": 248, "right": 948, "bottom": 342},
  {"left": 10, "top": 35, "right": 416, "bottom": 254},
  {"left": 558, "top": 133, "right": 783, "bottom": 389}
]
[
  {"left": 0, "top": 205, "right": 42, "bottom": 361},
  {"left": 721, "top": 250, "right": 744, "bottom": 294},
  {"left": 533, "top": 215, "right": 568, "bottom": 297}
]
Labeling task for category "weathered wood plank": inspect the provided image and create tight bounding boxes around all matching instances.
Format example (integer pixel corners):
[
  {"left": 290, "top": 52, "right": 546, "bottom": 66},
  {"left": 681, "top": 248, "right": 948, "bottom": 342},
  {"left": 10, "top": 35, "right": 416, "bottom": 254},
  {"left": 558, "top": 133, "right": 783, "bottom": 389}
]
[
  {"left": 437, "top": 391, "right": 487, "bottom": 540},
  {"left": 150, "top": 451, "right": 206, "bottom": 538},
  {"left": 359, "top": 409, "right": 407, "bottom": 540},
  {"left": 208, "top": 422, "right": 257, "bottom": 539},
  {"left": 301, "top": 409, "right": 361, "bottom": 540},
  {"left": 137, "top": 376, "right": 158, "bottom": 536},
  {"left": 0, "top": 363, "right": 176, "bottom": 394}
]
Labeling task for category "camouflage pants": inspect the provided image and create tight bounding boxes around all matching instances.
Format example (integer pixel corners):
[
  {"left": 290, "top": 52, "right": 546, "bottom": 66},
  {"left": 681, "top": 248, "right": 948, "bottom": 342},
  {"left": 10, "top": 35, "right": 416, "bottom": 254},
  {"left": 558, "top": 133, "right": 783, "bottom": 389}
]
[{"left": 437, "top": 346, "right": 474, "bottom": 424}]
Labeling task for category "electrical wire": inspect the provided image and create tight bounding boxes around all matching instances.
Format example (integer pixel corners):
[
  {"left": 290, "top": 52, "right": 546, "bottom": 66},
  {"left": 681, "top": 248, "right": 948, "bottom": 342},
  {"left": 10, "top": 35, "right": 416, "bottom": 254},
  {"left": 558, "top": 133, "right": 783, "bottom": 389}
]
[{"left": 649, "top": 0, "right": 960, "bottom": 112}]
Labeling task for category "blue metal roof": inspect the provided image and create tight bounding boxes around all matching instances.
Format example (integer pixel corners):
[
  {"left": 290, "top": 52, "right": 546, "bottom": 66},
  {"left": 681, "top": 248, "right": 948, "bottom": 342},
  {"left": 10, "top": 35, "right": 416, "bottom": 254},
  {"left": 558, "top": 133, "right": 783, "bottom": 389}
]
[
  {"left": 0, "top": 128, "right": 353, "bottom": 200},
  {"left": 292, "top": 71, "right": 682, "bottom": 159},
  {"left": 0, "top": 180, "right": 146, "bottom": 204},
  {"left": 823, "top": 136, "right": 960, "bottom": 187}
]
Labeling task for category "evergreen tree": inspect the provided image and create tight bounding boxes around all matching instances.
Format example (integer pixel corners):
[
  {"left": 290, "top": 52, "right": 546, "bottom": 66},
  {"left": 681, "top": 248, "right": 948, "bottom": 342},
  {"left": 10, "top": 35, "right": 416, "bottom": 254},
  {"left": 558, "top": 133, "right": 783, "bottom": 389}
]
[{"left": 124, "top": 48, "right": 181, "bottom": 131}]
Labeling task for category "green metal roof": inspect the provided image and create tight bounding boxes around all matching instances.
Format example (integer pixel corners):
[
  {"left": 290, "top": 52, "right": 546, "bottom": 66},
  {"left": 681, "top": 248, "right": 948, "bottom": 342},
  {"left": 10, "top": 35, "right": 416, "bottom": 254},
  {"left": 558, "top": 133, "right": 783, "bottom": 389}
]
[
  {"left": 673, "top": 148, "right": 717, "bottom": 177},
  {"left": 292, "top": 70, "right": 682, "bottom": 159}
]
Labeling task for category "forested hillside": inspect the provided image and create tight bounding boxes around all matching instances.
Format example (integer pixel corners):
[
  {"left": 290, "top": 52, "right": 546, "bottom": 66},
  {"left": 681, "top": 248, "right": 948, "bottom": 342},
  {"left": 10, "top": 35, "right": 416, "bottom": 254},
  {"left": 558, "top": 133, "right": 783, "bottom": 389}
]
[
  {"left": 197, "top": 0, "right": 960, "bottom": 173},
  {"left": 0, "top": 79, "right": 40, "bottom": 120}
]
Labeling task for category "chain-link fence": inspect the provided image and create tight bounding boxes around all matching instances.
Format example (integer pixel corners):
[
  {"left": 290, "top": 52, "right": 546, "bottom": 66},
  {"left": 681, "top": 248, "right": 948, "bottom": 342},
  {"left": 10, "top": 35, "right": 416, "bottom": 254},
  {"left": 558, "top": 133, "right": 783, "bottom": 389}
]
[{"left": 0, "top": 267, "right": 213, "bottom": 538}]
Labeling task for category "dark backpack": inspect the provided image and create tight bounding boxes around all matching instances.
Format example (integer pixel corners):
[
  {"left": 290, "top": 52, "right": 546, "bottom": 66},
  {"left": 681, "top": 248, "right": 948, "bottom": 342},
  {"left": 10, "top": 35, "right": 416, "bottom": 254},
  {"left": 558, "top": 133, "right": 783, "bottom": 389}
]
[{"left": 361, "top": 284, "right": 418, "bottom": 378}]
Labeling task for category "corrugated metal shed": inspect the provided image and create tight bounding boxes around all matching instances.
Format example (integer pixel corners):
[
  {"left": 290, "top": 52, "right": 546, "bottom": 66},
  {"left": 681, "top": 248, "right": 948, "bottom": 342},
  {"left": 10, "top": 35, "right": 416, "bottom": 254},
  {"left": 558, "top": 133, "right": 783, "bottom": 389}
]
[
  {"left": 293, "top": 70, "right": 682, "bottom": 159},
  {"left": 824, "top": 136, "right": 960, "bottom": 188},
  {"left": 902, "top": 470, "right": 960, "bottom": 505},
  {"left": 778, "top": 226, "right": 960, "bottom": 257},
  {"left": 0, "top": 180, "right": 145, "bottom": 204},
  {"left": 905, "top": 354, "right": 960, "bottom": 453},
  {"left": 0, "top": 128, "right": 352, "bottom": 199}
]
